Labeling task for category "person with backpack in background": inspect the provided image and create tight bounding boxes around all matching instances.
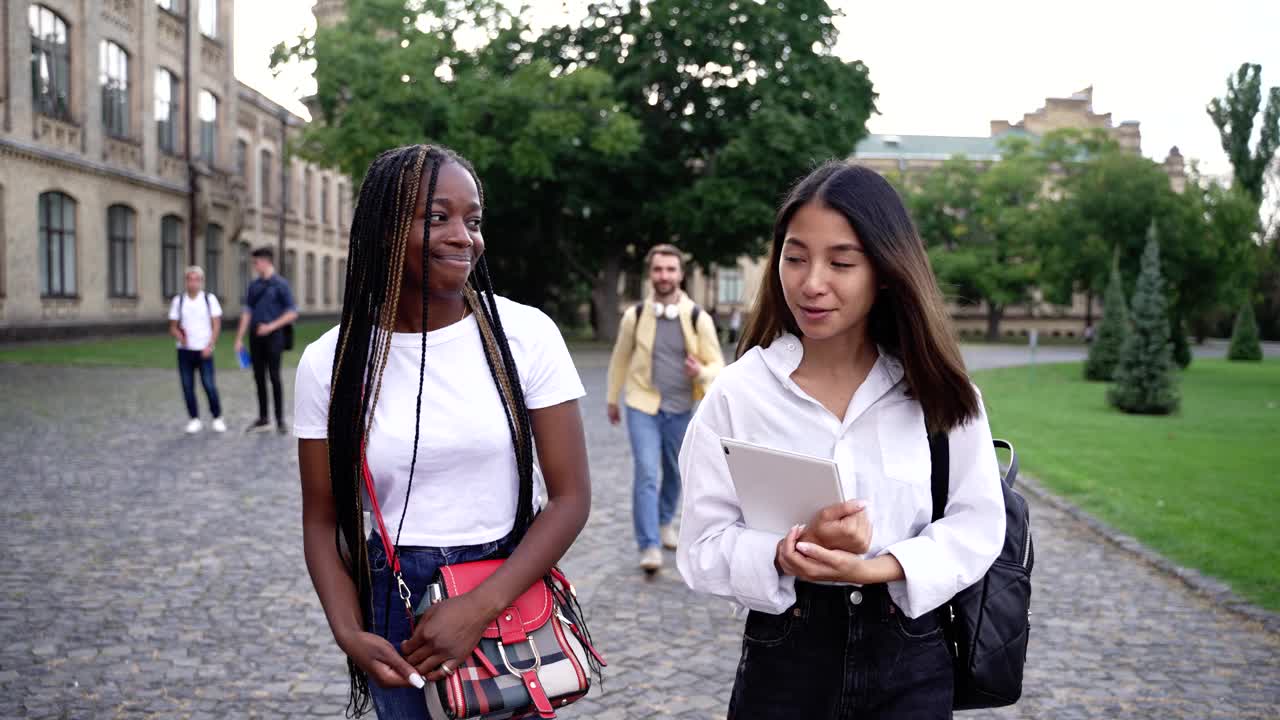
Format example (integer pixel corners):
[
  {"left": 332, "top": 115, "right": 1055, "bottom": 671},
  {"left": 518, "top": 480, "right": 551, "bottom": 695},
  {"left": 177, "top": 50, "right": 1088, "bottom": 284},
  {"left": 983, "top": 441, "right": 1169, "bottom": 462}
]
[
  {"left": 169, "top": 266, "right": 226, "bottom": 434},
  {"left": 606, "top": 244, "right": 725, "bottom": 573},
  {"left": 235, "top": 246, "right": 298, "bottom": 434}
]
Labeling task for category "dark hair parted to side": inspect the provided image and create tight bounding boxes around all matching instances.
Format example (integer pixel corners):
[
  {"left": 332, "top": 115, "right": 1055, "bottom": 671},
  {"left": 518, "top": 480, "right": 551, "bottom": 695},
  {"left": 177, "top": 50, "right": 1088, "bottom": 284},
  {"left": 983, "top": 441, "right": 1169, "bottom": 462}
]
[
  {"left": 737, "top": 161, "right": 980, "bottom": 433},
  {"left": 250, "top": 246, "right": 274, "bottom": 261},
  {"left": 326, "top": 144, "right": 536, "bottom": 715}
]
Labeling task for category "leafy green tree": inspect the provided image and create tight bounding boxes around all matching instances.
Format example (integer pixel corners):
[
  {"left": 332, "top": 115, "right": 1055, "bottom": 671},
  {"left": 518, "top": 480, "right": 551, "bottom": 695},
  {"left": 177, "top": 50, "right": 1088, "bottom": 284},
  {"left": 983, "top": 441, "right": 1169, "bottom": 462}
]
[
  {"left": 273, "top": 0, "right": 645, "bottom": 323},
  {"left": 1227, "top": 301, "right": 1264, "bottom": 361},
  {"left": 1207, "top": 63, "right": 1280, "bottom": 207},
  {"left": 534, "top": 0, "right": 877, "bottom": 337},
  {"left": 1109, "top": 230, "right": 1179, "bottom": 415},
  {"left": 1084, "top": 249, "right": 1128, "bottom": 381},
  {"left": 279, "top": 0, "right": 877, "bottom": 339},
  {"left": 924, "top": 140, "right": 1043, "bottom": 340}
]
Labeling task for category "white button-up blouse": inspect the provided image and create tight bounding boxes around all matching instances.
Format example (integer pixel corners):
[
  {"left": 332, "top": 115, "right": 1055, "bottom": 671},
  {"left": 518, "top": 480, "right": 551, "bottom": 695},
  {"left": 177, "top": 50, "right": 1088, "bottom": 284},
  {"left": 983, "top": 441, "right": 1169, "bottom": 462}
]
[{"left": 676, "top": 334, "right": 1005, "bottom": 619}]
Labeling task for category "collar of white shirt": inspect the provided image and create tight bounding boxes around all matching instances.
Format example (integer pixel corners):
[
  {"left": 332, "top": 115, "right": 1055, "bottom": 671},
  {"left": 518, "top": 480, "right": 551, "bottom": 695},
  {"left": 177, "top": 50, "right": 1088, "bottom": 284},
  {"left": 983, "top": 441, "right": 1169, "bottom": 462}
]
[{"left": 758, "top": 332, "right": 906, "bottom": 427}]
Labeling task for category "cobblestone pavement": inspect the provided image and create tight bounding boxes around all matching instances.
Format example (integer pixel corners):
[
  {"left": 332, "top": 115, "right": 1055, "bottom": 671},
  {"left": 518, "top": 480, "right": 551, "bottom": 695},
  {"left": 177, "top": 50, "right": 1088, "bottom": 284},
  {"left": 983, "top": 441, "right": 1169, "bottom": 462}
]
[{"left": 1, "top": 351, "right": 1278, "bottom": 719}]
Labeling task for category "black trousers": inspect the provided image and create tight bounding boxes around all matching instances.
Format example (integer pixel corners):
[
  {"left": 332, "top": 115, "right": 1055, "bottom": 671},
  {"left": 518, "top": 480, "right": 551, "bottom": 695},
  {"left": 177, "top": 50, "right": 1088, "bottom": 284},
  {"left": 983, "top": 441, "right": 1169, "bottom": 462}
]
[
  {"left": 249, "top": 329, "right": 284, "bottom": 423},
  {"left": 728, "top": 583, "right": 953, "bottom": 720}
]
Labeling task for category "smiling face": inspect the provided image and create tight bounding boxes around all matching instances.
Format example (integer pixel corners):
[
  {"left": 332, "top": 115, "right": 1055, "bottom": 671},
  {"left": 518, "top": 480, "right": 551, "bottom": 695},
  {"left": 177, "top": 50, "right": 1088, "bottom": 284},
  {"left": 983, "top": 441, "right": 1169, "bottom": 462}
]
[
  {"left": 779, "top": 200, "right": 879, "bottom": 342},
  {"left": 403, "top": 159, "right": 484, "bottom": 295},
  {"left": 649, "top": 252, "right": 683, "bottom": 299}
]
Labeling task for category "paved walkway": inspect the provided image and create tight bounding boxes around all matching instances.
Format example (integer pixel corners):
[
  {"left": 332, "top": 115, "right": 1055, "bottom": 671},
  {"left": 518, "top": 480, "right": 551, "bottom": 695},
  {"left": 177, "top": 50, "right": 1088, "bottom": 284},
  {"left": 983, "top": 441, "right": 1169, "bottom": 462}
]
[{"left": 1, "top": 352, "right": 1277, "bottom": 718}]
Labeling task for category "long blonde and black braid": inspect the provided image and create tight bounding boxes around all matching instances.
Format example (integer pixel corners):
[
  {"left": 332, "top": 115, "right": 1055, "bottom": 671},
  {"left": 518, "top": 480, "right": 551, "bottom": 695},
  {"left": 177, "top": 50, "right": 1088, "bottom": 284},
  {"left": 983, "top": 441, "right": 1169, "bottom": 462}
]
[{"left": 326, "top": 144, "right": 535, "bottom": 716}]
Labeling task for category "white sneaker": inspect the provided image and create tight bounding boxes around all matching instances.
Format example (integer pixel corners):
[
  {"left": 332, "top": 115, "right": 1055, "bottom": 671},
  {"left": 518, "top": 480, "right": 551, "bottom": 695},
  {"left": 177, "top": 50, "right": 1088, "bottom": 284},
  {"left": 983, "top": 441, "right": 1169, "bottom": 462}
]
[
  {"left": 640, "top": 547, "right": 663, "bottom": 572},
  {"left": 211, "top": 418, "right": 227, "bottom": 433},
  {"left": 184, "top": 418, "right": 203, "bottom": 434},
  {"left": 660, "top": 524, "right": 679, "bottom": 551}
]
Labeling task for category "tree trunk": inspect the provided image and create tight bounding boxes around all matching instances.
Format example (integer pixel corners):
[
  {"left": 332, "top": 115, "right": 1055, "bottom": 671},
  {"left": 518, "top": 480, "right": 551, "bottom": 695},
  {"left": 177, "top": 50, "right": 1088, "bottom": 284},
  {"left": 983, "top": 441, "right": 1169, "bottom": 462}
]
[
  {"left": 1085, "top": 292, "right": 1095, "bottom": 328},
  {"left": 591, "top": 254, "right": 622, "bottom": 342},
  {"left": 985, "top": 303, "right": 1004, "bottom": 342}
]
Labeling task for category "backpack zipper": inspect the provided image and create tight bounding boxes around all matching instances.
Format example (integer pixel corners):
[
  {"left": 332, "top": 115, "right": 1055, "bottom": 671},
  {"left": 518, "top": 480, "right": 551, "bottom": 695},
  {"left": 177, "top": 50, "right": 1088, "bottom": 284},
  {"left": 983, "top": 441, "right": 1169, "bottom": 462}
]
[{"left": 1022, "top": 528, "right": 1032, "bottom": 569}]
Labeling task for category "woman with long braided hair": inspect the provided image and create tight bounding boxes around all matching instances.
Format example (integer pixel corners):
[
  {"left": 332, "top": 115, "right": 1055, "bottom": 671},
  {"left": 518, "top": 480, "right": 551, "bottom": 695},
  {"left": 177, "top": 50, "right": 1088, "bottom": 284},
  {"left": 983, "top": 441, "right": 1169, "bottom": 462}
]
[{"left": 294, "top": 145, "right": 592, "bottom": 718}]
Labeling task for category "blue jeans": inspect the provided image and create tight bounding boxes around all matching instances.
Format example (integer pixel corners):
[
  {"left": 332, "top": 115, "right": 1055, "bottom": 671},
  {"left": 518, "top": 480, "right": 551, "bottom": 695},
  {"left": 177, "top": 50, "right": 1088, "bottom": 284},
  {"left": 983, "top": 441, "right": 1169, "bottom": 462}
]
[
  {"left": 626, "top": 406, "right": 692, "bottom": 551},
  {"left": 366, "top": 531, "right": 519, "bottom": 719},
  {"left": 177, "top": 349, "right": 221, "bottom": 419}
]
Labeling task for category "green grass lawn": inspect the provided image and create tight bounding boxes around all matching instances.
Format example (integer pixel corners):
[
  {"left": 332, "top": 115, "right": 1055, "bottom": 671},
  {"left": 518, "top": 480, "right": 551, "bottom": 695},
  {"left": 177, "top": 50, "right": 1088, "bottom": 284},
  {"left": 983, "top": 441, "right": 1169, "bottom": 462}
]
[
  {"left": 0, "top": 320, "right": 338, "bottom": 369},
  {"left": 973, "top": 359, "right": 1280, "bottom": 611}
]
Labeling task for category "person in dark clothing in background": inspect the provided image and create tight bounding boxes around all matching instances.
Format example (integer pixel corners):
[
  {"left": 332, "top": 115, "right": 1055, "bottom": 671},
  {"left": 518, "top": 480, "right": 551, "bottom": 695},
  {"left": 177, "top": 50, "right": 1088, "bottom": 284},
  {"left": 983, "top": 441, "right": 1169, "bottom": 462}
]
[{"left": 235, "top": 247, "right": 298, "bottom": 433}]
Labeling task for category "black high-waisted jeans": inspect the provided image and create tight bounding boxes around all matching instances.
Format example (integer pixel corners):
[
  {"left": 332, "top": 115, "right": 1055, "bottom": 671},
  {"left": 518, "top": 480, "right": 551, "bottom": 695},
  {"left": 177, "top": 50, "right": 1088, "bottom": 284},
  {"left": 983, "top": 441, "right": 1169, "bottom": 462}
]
[{"left": 728, "top": 582, "right": 953, "bottom": 719}]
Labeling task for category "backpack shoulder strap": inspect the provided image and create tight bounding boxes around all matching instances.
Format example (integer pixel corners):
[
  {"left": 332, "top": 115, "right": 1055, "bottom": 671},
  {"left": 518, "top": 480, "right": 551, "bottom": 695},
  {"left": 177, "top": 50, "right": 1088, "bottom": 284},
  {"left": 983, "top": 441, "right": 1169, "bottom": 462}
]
[
  {"left": 929, "top": 432, "right": 950, "bottom": 522},
  {"left": 691, "top": 304, "right": 701, "bottom": 327},
  {"left": 203, "top": 291, "right": 211, "bottom": 316},
  {"left": 633, "top": 302, "right": 644, "bottom": 320}
]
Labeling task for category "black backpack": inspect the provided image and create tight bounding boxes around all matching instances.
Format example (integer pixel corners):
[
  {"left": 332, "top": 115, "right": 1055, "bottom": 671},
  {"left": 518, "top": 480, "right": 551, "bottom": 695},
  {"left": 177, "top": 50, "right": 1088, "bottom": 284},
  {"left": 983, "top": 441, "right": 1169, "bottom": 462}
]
[{"left": 929, "top": 435, "right": 1032, "bottom": 709}]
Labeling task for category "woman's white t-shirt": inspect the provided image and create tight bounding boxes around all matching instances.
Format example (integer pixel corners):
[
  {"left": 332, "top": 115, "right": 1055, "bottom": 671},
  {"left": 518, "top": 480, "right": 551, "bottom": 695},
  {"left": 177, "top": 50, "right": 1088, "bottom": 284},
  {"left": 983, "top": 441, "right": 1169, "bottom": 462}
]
[{"left": 293, "top": 296, "right": 586, "bottom": 547}]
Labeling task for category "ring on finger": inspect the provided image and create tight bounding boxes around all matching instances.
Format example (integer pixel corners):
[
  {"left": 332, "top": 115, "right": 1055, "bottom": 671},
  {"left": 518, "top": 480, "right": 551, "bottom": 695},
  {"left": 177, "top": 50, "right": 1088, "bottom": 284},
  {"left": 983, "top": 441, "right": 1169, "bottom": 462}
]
[{"left": 440, "top": 660, "right": 455, "bottom": 677}]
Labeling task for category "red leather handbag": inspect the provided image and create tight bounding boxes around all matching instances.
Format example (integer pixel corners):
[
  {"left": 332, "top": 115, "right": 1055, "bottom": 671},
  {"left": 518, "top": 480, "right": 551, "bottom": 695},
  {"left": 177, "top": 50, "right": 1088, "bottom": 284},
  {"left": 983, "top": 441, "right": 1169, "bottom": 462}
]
[{"left": 362, "top": 457, "right": 606, "bottom": 719}]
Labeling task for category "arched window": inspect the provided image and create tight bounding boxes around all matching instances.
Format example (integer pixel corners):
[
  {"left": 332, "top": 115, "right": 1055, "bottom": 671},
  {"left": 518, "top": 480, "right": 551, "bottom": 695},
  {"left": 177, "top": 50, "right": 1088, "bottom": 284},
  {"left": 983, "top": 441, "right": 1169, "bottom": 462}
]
[
  {"left": 237, "top": 241, "right": 251, "bottom": 301},
  {"left": 305, "top": 252, "right": 316, "bottom": 305},
  {"left": 199, "top": 0, "right": 218, "bottom": 37},
  {"left": 320, "top": 175, "right": 330, "bottom": 225},
  {"left": 107, "top": 205, "right": 136, "bottom": 297},
  {"left": 39, "top": 191, "right": 77, "bottom": 296},
  {"left": 337, "top": 258, "right": 346, "bottom": 304},
  {"left": 100, "top": 41, "right": 130, "bottom": 138},
  {"left": 260, "top": 149, "right": 273, "bottom": 206},
  {"left": 198, "top": 90, "right": 218, "bottom": 164},
  {"left": 205, "top": 224, "right": 223, "bottom": 296},
  {"left": 322, "top": 255, "right": 332, "bottom": 305},
  {"left": 156, "top": 68, "right": 180, "bottom": 153},
  {"left": 161, "top": 215, "right": 183, "bottom": 298},
  {"left": 29, "top": 5, "right": 71, "bottom": 120}
]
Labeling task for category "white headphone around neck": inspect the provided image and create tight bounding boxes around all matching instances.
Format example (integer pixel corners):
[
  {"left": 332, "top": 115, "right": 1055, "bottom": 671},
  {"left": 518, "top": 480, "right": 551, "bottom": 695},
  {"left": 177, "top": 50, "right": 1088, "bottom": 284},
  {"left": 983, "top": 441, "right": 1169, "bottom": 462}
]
[{"left": 652, "top": 302, "right": 680, "bottom": 320}]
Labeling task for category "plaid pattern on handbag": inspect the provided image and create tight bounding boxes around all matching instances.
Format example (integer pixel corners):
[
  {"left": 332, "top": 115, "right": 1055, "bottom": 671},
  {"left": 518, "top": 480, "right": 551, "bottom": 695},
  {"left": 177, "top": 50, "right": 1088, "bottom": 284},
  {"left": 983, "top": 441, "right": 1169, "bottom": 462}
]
[{"left": 422, "top": 562, "right": 604, "bottom": 720}]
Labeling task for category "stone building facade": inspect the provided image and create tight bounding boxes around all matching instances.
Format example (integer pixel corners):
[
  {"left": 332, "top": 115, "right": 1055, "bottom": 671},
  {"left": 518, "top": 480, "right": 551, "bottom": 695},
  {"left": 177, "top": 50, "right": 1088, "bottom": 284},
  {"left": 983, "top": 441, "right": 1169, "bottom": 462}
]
[{"left": 0, "top": 1, "right": 350, "bottom": 340}]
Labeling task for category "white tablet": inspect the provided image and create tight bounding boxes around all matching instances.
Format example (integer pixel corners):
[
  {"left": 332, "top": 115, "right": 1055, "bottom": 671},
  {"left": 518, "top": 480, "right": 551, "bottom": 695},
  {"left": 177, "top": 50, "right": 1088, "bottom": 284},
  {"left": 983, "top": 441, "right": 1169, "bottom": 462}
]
[{"left": 720, "top": 437, "right": 845, "bottom": 535}]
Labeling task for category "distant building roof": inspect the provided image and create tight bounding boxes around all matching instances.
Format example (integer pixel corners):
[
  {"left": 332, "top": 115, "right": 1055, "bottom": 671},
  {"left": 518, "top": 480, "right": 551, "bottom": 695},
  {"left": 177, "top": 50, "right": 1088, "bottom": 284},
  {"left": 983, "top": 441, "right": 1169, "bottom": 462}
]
[{"left": 852, "top": 130, "right": 1035, "bottom": 161}]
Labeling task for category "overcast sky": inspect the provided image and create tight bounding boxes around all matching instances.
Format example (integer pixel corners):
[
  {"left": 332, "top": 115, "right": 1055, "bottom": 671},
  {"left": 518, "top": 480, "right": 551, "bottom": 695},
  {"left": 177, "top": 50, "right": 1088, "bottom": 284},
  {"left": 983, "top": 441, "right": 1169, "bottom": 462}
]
[{"left": 235, "top": 0, "right": 1280, "bottom": 177}]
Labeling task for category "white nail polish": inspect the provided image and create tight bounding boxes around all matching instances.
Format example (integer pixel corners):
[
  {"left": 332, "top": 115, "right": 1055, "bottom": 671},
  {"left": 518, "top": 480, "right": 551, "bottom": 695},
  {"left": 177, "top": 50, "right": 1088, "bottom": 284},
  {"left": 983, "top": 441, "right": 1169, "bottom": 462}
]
[{"left": 409, "top": 673, "right": 426, "bottom": 689}]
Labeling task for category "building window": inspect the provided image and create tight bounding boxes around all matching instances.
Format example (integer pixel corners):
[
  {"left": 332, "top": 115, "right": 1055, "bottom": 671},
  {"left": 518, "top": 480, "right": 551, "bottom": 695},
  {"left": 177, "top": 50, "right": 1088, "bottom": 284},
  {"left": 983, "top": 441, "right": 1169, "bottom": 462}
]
[
  {"left": 237, "top": 241, "right": 251, "bottom": 301},
  {"left": 305, "top": 252, "right": 316, "bottom": 305},
  {"left": 29, "top": 6, "right": 71, "bottom": 121},
  {"left": 321, "top": 176, "right": 330, "bottom": 225},
  {"left": 283, "top": 163, "right": 293, "bottom": 213},
  {"left": 205, "top": 223, "right": 222, "bottom": 295},
  {"left": 338, "top": 182, "right": 348, "bottom": 226},
  {"left": 38, "top": 191, "right": 76, "bottom": 297},
  {"left": 155, "top": 68, "right": 180, "bottom": 154},
  {"left": 198, "top": 90, "right": 217, "bottom": 164},
  {"left": 322, "top": 255, "right": 332, "bottom": 305},
  {"left": 107, "top": 205, "right": 136, "bottom": 297},
  {"left": 235, "top": 139, "right": 248, "bottom": 178},
  {"left": 717, "top": 267, "right": 744, "bottom": 305},
  {"left": 303, "top": 168, "right": 313, "bottom": 219},
  {"left": 100, "top": 41, "right": 130, "bottom": 139},
  {"left": 161, "top": 215, "right": 183, "bottom": 298},
  {"left": 260, "top": 149, "right": 273, "bottom": 206},
  {"left": 156, "top": 0, "right": 184, "bottom": 15},
  {"left": 199, "top": 0, "right": 218, "bottom": 37},
  {"left": 337, "top": 258, "right": 346, "bottom": 304},
  {"left": 284, "top": 249, "right": 297, "bottom": 286}
]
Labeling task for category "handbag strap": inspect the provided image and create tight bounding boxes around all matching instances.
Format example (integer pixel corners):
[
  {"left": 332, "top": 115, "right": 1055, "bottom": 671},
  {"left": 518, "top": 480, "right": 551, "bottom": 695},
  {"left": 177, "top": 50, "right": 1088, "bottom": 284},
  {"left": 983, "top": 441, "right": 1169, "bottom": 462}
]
[{"left": 361, "top": 447, "right": 416, "bottom": 626}]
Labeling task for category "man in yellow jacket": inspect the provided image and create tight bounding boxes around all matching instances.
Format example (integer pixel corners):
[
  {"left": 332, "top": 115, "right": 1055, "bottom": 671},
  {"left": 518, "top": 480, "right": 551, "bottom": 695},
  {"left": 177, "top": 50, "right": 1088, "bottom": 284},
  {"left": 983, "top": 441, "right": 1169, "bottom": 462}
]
[{"left": 607, "top": 244, "right": 725, "bottom": 572}]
